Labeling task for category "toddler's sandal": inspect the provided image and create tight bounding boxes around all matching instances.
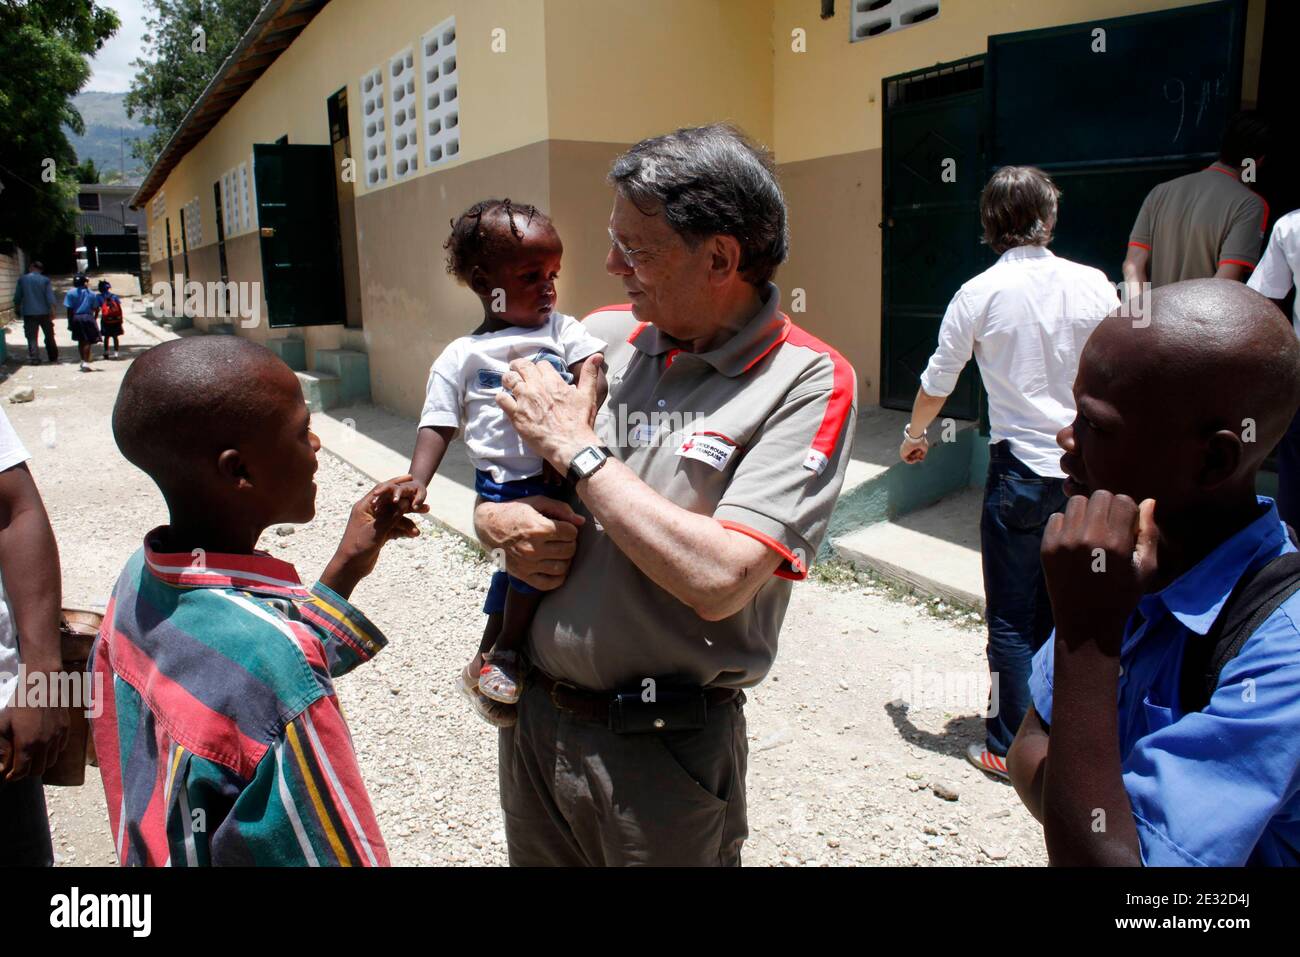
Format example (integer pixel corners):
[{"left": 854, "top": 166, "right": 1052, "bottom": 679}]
[
  {"left": 478, "top": 651, "right": 523, "bottom": 704},
  {"left": 458, "top": 658, "right": 517, "bottom": 728}
]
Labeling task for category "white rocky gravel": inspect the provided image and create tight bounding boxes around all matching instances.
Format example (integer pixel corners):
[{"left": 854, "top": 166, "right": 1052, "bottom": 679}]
[{"left": 6, "top": 299, "right": 1048, "bottom": 866}]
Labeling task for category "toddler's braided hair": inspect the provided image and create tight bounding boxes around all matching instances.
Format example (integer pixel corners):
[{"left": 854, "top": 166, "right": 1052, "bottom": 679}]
[{"left": 444, "top": 198, "right": 551, "bottom": 285}]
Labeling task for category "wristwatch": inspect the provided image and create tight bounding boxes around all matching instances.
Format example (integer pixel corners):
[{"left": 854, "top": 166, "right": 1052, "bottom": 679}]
[
  {"left": 568, "top": 445, "right": 613, "bottom": 483},
  {"left": 902, "top": 423, "right": 927, "bottom": 442}
]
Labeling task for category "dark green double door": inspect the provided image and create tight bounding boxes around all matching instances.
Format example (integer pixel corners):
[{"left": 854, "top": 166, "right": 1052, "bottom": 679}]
[
  {"left": 881, "top": 76, "right": 989, "bottom": 420},
  {"left": 254, "top": 142, "right": 346, "bottom": 328},
  {"left": 880, "top": 0, "right": 1247, "bottom": 420}
]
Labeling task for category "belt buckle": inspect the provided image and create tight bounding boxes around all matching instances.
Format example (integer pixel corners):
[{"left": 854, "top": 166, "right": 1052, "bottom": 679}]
[{"left": 549, "top": 679, "right": 579, "bottom": 712}]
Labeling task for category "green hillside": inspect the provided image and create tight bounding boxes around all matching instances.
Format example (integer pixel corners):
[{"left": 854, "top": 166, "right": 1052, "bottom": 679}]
[{"left": 67, "top": 91, "right": 154, "bottom": 185}]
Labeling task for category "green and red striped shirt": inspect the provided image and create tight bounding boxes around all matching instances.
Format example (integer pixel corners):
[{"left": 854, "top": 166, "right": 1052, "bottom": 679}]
[{"left": 90, "top": 531, "right": 390, "bottom": 866}]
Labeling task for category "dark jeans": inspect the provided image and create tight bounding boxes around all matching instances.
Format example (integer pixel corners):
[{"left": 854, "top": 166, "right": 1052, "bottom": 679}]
[
  {"left": 980, "top": 441, "right": 1066, "bottom": 756},
  {"left": 0, "top": 775, "right": 54, "bottom": 866},
  {"left": 1277, "top": 408, "right": 1300, "bottom": 532},
  {"left": 22, "top": 314, "right": 58, "bottom": 361}
]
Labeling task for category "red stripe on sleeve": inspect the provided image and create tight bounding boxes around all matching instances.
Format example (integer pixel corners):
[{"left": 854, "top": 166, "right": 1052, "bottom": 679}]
[
  {"left": 1127, "top": 241, "right": 1151, "bottom": 250},
  {"left": 719, "top": 520, "right": 809, "bottom": 581},
  {"left": 782, "top": 318, "right": 856, "bottom": 459}
]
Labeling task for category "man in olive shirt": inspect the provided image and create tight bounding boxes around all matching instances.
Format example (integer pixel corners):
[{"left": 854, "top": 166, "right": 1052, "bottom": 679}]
[
  {"left": 474, "top": 125, "right": 857, "bottom": 866},
  {"left": 1123, "top": 112, "right": 1271, "bottom": 295}
]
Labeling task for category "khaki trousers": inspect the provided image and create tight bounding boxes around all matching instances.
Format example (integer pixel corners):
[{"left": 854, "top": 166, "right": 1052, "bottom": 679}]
[{"left": 499, "top": 681, "right": 749, "bottom": 866}]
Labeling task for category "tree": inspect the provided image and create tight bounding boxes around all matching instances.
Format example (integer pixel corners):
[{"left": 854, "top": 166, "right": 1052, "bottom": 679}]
[
  {"left": 73, "top": 158, "right": 102, "bottom": 184},
  {"left": 125, "top": 0, "right": 264, "bottom": 168},
  {"left": 0, "top": 1, "right": 120, "bottom": 253}
]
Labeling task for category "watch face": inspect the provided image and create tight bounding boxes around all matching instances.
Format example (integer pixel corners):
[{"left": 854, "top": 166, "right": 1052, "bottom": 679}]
[{"left": 573, "top": 448, "right": 602, "bottom": 472}]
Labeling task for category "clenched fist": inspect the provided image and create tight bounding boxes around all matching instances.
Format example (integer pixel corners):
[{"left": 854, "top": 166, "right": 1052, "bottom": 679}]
[{"left": 1040, "top": 491, "right": 1159, "bottom": 655}]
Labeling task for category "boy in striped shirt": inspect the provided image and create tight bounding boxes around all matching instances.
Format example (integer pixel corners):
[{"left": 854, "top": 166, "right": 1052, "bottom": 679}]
[{"left": 90, "top": 336, "right": 425, "bottom": 866}]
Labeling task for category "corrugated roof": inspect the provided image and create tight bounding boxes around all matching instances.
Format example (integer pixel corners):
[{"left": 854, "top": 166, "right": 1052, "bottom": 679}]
[{"left": 130, "top": 0, "right": 332, "bottom": 210}]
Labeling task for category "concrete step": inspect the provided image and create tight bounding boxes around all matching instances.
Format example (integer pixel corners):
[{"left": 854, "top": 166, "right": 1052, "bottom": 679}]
[
  {"left": 266, "top": 337, "right": 307, "bottom": 371},
  {"left": 296, "top": 370, "right": 341, "bottom": 412},
  {"left": 832, "top": 486, "right": 985, "bottom": 611},
  {"left": 312, "top": 349, "right": 370, "bottom": 404}
]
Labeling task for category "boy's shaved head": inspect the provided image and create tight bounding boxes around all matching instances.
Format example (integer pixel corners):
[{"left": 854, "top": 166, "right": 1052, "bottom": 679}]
[
  {"left": 1088, "top": 280, "right": 1300, "bottom": 455},
  {"left": 114, "top": 336, "right": 303, "bottom": 497},
  {"left": 1062, "top": 279, "right": 1300, "bottom": 516}
]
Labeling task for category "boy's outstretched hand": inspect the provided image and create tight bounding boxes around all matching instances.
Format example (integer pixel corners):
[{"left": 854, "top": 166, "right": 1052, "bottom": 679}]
[
  {"left": 321, "top": 475, "right": 430, "bottom": 599},
  {"left": 1041, "top": 491, "right": 1158, "bottom": 655}
]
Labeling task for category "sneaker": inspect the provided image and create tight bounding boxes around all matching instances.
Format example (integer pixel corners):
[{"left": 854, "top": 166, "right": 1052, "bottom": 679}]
[
  {"left": 28, "top": 356, "right": 40, "bottom": 365},
  {"left": 111, "top": 350, "right": 120, "bottom": 359},
  {"left": 79, "top": 361, "right": 92, "bottom": 372},
  {"left": 966, "top": 742, "right": 1010, "bottom": 780}
]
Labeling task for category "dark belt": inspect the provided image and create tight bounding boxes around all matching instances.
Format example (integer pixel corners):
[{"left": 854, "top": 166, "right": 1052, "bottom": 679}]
[{"left": 531, "top": 667, "right": 740, "bottom": 727}]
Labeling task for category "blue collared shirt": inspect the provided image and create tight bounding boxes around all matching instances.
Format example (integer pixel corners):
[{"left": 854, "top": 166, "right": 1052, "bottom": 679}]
[
  {"left": 13, "top": 272, "right": 54, "bottom": 316},
  {"left": 1030, "top": 498, "right": 1300, "bottom": 866}
]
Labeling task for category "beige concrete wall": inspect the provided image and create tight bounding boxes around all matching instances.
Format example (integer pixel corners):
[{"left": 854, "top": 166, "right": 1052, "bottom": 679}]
[
  {"left": 140, "top": 0, "right": 551, "bottom": 300},
  {"left": 778, "top": 148, "right": 881, "bottom": 401},
  {"left": 546, "top": 140, "right": 633, "bottom": 319},
  {"left": 353, "top": 140, "right": 552, "bottom": 417}
]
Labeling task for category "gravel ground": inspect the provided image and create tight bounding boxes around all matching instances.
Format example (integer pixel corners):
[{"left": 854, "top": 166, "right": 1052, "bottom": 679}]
[{"left": 3, "top": 297, "right": 1048, "bottom": 866}]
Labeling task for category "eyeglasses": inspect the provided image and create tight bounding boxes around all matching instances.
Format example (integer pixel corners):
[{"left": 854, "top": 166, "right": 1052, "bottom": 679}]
[{"left": 608, "top": 228, "right": 651, "bottom": 268}]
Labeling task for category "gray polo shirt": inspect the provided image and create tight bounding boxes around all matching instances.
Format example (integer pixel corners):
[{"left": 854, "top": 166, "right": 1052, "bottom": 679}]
[
  {"left": 1129, "top": 163, "right": 1268, "bottom": 287},
  {"left": 528, "top": 283, "right": 857, "bottom": 691}
]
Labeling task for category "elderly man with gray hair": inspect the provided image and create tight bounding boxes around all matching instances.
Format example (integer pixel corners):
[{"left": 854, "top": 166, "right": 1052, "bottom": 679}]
[{"left": 474, "top": 123, "right": 857, "bottom": 866}]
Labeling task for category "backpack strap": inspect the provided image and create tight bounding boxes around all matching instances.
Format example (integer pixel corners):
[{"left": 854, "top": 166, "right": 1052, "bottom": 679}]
[{"left": 1179, "top": 524, "right": 1300, "bottom": 712}]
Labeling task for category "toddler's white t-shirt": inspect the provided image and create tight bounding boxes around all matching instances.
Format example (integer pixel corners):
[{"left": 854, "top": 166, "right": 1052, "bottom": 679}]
[{"left": 418, "top": 312, "right": 606, "bottom": 483}]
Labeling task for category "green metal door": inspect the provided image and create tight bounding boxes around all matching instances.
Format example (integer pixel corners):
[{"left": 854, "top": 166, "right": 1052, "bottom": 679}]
[
  {"left": 253, "top": 143, "right": 346, "bottom": 328},
  {"left": 881, "top": 58, "right": 990, "bottom": 420},
  {"left": 987, "top": 0, "right": 1246, "bottom": 282}
]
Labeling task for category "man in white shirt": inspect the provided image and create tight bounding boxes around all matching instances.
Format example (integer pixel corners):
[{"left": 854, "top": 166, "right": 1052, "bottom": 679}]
[
  {"left": 0, "top": 407, "right": 68, "bottom": 866},
  {"left": 900, "top": 166, "right": 1119, "bottom": 779},
  {"left": 1248, "top": 207, "right": 1300, "bottom": 528}
]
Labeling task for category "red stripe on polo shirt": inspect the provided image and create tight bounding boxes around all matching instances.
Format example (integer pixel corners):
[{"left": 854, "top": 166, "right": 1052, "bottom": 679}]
[
  {"left": 782, "top": 318, "right": 856, "bottom": 460},
  {"left": 718, "top": 519, "right": 808, "bottom": 581},
  {"left": 1128, "top": 241, "right": 1151, "bottom": 250},
  {"left": 1220, "top": 258, "right": 1257, "bottom": 270},
  {"left": 740, "top": 316, "right": 792, "bottom": 373},
  {"left": 626, "top": 321, "right": 651, "bottom": 344}
]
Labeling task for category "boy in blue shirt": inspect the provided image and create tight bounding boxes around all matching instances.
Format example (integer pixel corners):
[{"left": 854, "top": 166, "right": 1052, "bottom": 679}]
[{"left": 1009, "top": 279, "right": 1300, "bottom": 866}]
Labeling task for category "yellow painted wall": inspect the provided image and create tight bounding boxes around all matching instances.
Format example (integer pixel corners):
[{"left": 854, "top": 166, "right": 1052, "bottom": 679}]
[
  {"left": 771, "top": 0, "right": 1257, "bottom": 164},
  {"left": 543, "top": 0, "right": 775, "bottom": 147},
  {"left": 142, "top": 0, "right": 550, "bottom": 250}
]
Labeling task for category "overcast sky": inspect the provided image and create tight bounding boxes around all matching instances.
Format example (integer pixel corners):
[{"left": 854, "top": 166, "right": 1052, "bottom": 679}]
[{"left": 88, "top": 0, "right": 152, "bottom": 93}]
